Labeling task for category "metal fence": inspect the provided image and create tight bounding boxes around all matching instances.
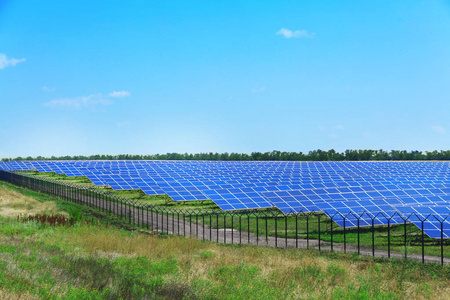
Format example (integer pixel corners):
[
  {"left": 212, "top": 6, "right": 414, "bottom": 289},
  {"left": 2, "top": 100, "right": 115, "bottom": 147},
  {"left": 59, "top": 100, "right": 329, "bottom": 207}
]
[{"left": 1, "top": 170, "right": 449, "bottom": 264}]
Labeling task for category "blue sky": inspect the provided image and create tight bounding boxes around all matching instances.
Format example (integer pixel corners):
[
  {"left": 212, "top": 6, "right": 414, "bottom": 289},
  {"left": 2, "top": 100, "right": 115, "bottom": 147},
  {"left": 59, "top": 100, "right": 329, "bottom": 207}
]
[{"left": 1, "top": 1, "right": 449, "bottom": 158}]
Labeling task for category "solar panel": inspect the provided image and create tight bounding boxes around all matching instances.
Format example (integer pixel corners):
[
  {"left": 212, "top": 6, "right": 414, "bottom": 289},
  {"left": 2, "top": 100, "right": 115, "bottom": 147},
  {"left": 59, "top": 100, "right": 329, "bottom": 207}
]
[
  {"left": 395, "top": 205, "right": 450, "bottom": 238},
  {"left": 2, "top": 160, "right": 450, "bottom": 237}
]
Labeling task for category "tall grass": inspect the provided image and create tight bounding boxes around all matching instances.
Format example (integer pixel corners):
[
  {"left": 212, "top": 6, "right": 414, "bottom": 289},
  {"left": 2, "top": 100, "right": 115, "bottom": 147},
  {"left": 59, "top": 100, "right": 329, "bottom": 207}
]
[
  {"left": 1, "top": 180, "right": 450, "bottom": 299},
  {"left": 1, "top": 214, "right": 450, "bottom": 299}
]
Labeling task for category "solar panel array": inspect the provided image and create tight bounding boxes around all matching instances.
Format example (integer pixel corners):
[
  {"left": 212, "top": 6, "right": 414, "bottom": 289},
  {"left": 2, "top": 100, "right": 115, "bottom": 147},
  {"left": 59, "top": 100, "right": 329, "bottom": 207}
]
[{"left": 1, "top": 160, "right": 450, "bottom": 238}]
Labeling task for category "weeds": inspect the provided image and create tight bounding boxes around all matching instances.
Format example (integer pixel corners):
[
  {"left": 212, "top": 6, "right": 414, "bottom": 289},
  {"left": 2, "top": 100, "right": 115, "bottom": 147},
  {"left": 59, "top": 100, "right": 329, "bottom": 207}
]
[
  {"left": 200, "top": 249, "right": 216, "bottom": 259},
  {"left": 18, "top": 214, "right": 75, "bottom": 227}
]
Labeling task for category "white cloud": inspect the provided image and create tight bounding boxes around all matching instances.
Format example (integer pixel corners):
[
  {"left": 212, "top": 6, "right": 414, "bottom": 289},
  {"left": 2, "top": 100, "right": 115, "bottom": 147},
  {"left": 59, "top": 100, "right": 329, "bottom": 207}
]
[
  {"left": 432, "top": 126, "right": 446, "bottom": 134},
  {"left": 0, "top": 53, "right": 26, "bottom": 69},
  {"left": 108, "top": 90, "right": 131, "bottom": 98},
  {"left": 42, "top": 86, "right": 56, "bottom": 92},
  {"left": 43, "top": 93, "right": 112, "bottom": 109},
  {"left": 251, "top": 87, "right": 266, "bottom": 93},
  {"left": 334, "top": 125, "right": 345, "bottom": 130},
  {"left": 276, "top": 28, "right": 315, "bottom": 39},
  {"left": 43, "top": 90, "right": 131, "bottom": 109}
]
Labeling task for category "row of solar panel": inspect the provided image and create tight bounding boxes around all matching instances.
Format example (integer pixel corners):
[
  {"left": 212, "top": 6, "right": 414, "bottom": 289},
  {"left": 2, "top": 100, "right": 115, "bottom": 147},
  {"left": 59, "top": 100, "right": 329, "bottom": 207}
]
[
  {"left": 1, "top": 160, "right": 450, "bottom": 238},
  {"left": 4, "top": 160, "right": 450, "bottom": 172}
]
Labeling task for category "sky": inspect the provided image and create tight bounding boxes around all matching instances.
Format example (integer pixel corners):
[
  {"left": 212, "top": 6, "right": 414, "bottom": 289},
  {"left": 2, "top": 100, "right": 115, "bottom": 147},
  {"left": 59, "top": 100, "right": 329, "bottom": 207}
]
[{"left": 1, "top": 1, "right": 450, "bottom": 158}]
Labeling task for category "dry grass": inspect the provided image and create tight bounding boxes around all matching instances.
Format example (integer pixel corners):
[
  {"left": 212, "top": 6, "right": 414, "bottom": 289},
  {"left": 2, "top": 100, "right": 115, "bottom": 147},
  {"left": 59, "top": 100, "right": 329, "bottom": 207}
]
[
  {"left": 0, "top": 186, "right": 63, "bottom": 218},
  {"left": 0, "top": 290, "right": 39, "bottom": 300},
  {"left": 1, "top": 181, "right": 450, "bottom": 299},
  {"left": 39, "top": 222, "right": 450, "bottom": 299}
]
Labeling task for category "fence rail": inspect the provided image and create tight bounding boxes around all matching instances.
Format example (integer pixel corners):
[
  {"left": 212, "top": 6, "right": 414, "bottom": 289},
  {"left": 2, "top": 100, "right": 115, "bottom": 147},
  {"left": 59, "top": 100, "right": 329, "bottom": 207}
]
[{"left": 1, "top": 170, "right": 449, "bottom": 265}]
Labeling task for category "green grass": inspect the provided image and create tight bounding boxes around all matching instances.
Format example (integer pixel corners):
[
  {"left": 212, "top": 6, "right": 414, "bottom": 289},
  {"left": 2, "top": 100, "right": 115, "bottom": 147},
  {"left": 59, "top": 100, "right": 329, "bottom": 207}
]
[{"left": 1, "top": 180, "right": 450, "bottom": 299}]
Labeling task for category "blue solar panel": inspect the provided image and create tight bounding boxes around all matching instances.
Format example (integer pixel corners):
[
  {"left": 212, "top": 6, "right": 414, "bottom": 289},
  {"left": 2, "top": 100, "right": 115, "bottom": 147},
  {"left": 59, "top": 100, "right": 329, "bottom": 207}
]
[
  {"left": 2, "top": 160, "right": 450, "bottom": 237},
  {"left": 395, "top": 206, "right": 450, "bottom": 238}
]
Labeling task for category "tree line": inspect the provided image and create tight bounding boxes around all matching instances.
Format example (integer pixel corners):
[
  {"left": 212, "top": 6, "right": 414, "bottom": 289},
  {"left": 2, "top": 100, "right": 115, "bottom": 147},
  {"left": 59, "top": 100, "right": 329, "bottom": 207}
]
[{"left": 2, "top": 149, "right": 450, "bottom": 162}]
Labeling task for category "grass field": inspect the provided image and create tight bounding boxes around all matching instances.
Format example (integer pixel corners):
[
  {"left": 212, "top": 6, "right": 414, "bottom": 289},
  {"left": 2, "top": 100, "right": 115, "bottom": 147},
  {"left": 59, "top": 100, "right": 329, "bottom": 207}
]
[{"left": 1, "top": 180, "right": 450, "bottom": 299}]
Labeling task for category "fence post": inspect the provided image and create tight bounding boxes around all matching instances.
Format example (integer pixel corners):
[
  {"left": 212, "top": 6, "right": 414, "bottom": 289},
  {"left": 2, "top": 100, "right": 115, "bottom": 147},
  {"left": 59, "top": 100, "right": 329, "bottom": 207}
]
[
  {"left": 95, "top": 189, "right": 99, "bottom": 211},
  {"left": 275, "top": 214, "right": 278, "bottom": 248},
  {"left": 247, "top": 213, "right": 250, "bottom": 244},
  {"left": 265, "top": 214, "right": 268, "bottom": 245},
  {"left": 388, "top": 218, "right": 391, "bottom": 258},
  {"left": 404, "top": 219, "right": 407, "bottom": 260},
  {"left": 147, "top": 207, "right": 150, "bottom": 230},
  {"left": 231, "top": 214, "right": 234, "bottom": 244},
  {"left": 330, "top": 216, "right": 334, "bottom": 252},
  {"left": 196, "top": 213, "right": 199, "bottom": 238},
  {"left": 285, "top": 215, "right": 288, "bottom": 248},
  {"left": 189, "top": 213, "right": 192, "bottom": 237},
  {"left": 441, "top": 221, "right": 444, "bottom": 266},
  {"left": 157, "top": 206, "right": 159, "bottom": 230},
  {"left": 138, "top": 205, "right": 141, "bottom": 228},
  {"left": 217, "top": 213, "right": 221, "bottom": 242},
  {"left": 224, "top": 214, "right": 227, "bottom": 244},
  {"left": 132, "top": 204, "right": 136, "bottom": 225},
  {"left": 421, "top": 220, "right": 425, "bottom": 264},
  {"left": 357, "top": 218, "right": 360, "bottom": 255},
  {"left": 150, "top": 206, "right": 154, "bottom": 231},
  {"left": 137, "top": 205, "right": 140, "bottom": 228},
  {"left": 318, "top": 214, "right": 321, "bottom": 251},
  {"left": 239, "top": 215, "right": 242, "bottom": 245},
  {"left": 119, "top": 197, "right": 122, "bottom": 218},
  {"left": 343, "top": 217, "right": 346, "bottom": 253},
  {"left": 256, "top": 214, "right": 259, "bottom": 246},
  {"left": 372, "top": 218, "right": 375, "bottom": 257},
  {"left": 306, "top": 214, "right": 309, "bottom": 249},
  {"left": 295, "top": 214, "right": 298, "bottom": 248}
]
